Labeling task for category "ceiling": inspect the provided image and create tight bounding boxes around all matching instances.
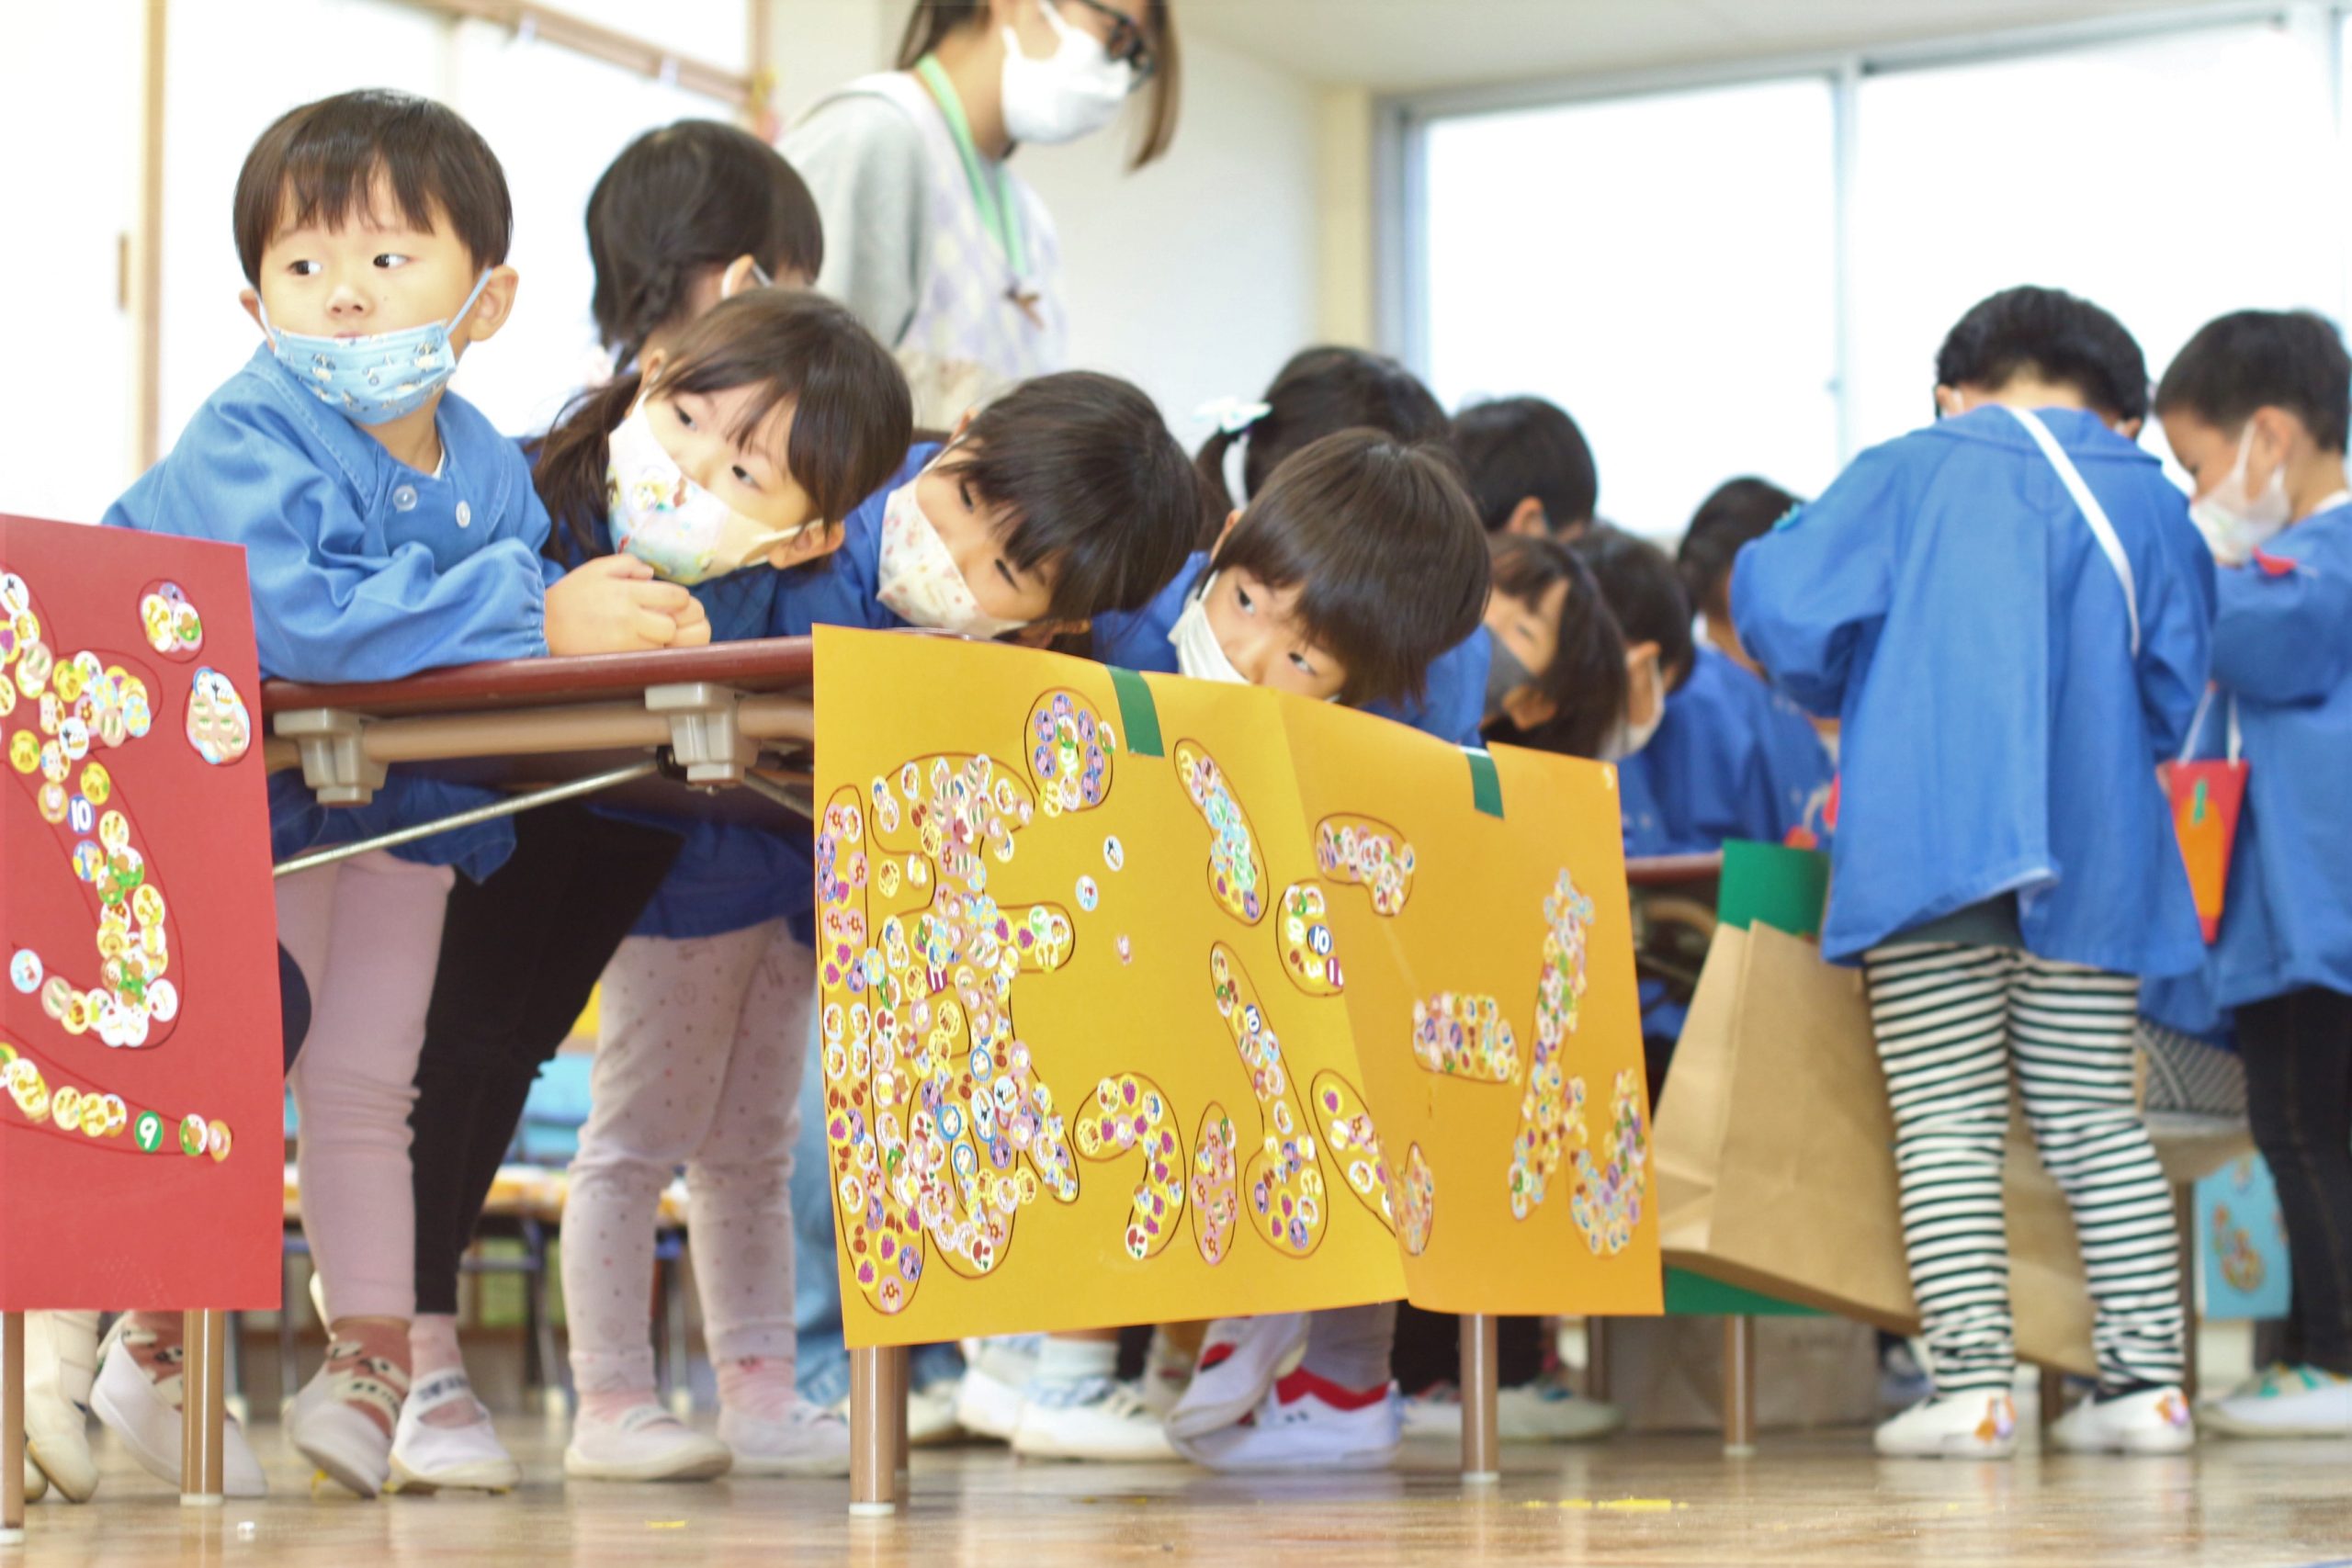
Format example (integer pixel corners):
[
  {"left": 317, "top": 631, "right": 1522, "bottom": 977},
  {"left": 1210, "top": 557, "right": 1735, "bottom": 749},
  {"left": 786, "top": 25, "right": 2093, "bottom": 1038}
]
[{"left": 1181, "top": 0, "right": 2235, "bottom": 94}]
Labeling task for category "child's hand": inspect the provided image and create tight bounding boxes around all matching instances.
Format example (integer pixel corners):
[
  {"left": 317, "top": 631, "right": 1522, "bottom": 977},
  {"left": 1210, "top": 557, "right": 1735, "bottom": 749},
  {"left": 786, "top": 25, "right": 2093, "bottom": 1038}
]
[
  {"left": 669, "top": 596, "right": 713, "bottom": 648},
  {"left": 765, "top": 521, "right": 845, "bottom": 572},
  {"left": 546, "top": 555, "right": 703, "bottom": 654}
]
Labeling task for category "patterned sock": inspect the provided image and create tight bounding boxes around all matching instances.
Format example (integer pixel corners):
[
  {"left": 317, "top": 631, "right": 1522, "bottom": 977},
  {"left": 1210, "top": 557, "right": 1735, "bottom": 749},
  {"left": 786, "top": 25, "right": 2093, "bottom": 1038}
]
[
  {"left": 120, "top": 1312, "right": 184, "bottom": 1384},
  {"left": 322, "top": 1317, "right": 412, "bottom": 1439},
  {"left": 578, "top": 1385, "right": 660, "bottom": 1426},
  {"left": 717, "top": 1356, "right": 797, "bottom": 1423},
  {"left": 1033, "top": 1336, "right": 1117, "bottom": 1390}
]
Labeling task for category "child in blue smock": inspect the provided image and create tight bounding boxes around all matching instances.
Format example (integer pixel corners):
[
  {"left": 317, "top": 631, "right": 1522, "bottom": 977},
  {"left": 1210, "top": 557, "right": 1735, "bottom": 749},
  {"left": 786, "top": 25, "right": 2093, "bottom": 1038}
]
[
  {"left": 512, "top": 290, "right": 913, "bottom": 1485},
  {"left": 391, "top": 119, "right": 836, "bottom": 1495},
  {"left": 2153, "top": 309, "right": 2352, "bottom": 1438},
  {"left": 1453, "top": 394, "right": 1600, "bottom": 541},
  {"left": 1182, "top": 347, "right": 1491, "bottom": 746},
  {"left": 587, "top": 369, "right": 1203, "bottom": 1473},
  {"left": 94, "top": 90, "right": 706, "bottom": 1501},
  {"left": 1735, "top": 286, "right": 2212, "bottom": 1461},
  {"left": 1099, "top": 432, "right": 1491, "bottom": 1474},
  {"left": 1671, "top": 477, "right": 1838, "bottom": 848}
]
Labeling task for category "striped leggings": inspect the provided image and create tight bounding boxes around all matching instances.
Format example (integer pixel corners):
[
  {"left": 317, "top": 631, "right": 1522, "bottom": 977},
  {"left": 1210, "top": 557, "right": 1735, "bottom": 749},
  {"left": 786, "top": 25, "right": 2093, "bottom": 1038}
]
[{"left": 1862, "top": 943, "right": 2185, "bottom": 1397}]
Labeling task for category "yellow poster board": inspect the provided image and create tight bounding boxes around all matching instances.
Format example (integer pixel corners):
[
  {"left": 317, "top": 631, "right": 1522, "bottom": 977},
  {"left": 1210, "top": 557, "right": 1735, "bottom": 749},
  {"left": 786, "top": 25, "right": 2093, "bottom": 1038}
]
[{"left": 813, "top": 627, "right": 1658, "bottom": 1348}]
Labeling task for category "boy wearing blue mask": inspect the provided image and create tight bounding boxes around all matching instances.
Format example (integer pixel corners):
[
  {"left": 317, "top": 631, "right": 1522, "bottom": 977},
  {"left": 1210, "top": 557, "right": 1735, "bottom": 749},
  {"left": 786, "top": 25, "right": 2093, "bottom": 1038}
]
[
  {"left": 1734, "top": 286, "right": 2213, "bottom": 1460},
  {"left": 98, "top": 90, "right": 707, "bottom": 1500},
  {"left": 2153, "top": 310, "right": 2352, "bottom": 1439}
]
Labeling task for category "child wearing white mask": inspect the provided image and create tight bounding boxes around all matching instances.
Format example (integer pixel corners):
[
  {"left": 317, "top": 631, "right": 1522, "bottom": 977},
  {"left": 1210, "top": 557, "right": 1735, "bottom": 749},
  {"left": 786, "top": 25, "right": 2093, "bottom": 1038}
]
[
  {"left": 1091, "top": 430, "right": 1491, "bottom": 1473},
  {"left": 514, "top": 290, "right": 915, "bottom": 1484},
  {"left": 784, "top": 0, "right": 1180, "bottom": 427},
  {"left": 2152, "top": 310, "right": 2352, "bottom": 1440}
]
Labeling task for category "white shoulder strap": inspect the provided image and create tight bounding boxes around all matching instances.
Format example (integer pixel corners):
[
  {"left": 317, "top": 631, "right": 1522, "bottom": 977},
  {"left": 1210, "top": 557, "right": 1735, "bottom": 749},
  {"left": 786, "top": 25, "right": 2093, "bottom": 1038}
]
[{"left": 2002, "top": 405, "right": 2141, "bottom": 658}]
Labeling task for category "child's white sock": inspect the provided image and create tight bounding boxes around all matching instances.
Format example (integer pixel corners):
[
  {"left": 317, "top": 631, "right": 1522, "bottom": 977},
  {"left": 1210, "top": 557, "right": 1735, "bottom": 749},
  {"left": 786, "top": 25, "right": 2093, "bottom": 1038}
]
[{"left": 1033, "top": 1335, "right": 1118, "bottom": 1390}]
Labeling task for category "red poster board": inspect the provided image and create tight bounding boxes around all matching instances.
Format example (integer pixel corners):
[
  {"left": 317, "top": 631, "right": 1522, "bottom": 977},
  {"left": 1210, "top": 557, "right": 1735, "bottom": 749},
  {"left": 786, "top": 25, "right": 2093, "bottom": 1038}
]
[{"left": 1, "top": 514, "right": 282, "bottom": 1311}]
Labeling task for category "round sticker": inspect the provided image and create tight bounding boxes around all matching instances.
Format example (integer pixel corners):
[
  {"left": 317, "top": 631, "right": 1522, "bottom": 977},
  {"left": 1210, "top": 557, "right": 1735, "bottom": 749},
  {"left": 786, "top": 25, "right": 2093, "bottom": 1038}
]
[
  {"left": 178, "top": 1113, "right": 207, "bottom": 1157},
  {"left": 1115, "top": 934, "right": 1134, "bottom": 965},
  {"left": 1075, "top": 875, "right": 1099, "bottom": 912},
  {"left": 186, "top": 668, "right": 252, "bottom": 765},
  {"left": 9, "top": 731, "right": 39, "bottom": 773},
  {"left": 206, "top": 1120, "right": 232, "bottom": 1162},
  {"left": 134, "top": 1111, "right": 164, "bottom": 1153},
  {"left": 140, "top": 582, "right": 202, "bottom": 657},
  {"left": 146, "top": 979, "right": 177, "bottom": 1021},
  {"left": 81, "top": 761, "right": 110, "bottom": 805},
  {"left": 1102, "top": 836, "right": 1125, "bottom": 873},
  {"left": 9, "top": 950, "right": 40, "bottom": 993}
]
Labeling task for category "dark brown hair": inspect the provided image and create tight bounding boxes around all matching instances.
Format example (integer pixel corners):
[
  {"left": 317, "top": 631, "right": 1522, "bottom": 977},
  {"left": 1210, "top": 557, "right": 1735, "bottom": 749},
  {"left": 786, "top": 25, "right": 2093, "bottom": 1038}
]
[
  {"left": 535, "top": 290, "right": 912, "bottom": 564},
  {"left": 1675, "top": 477, "right": 1800, "bottom": 626},
  {"left": 1573, "top": 525, "right": 1695, "bottom": 692},
  {"left": 1453, "top": 396, "right": 1598, "bottom": 536},
  {"left": 234, "top": 90, "right": 511, "bottom": 285},
  {"left": 940, "top": 370, "right": 1201, "bottom": 620},
  {"left": 896, "top": 0, "right": 1182, "bottom": 168},
  {"left": 1194, "top": 346, "right": 1449, "bottom": 544},
  {"left": 1487, "top": 536, "right": 1627, "bottom": 761},
  {"left": 588, "top": 120, "right": 826, "bottom": 367},
  {"left": 1211, "top": 429, "right": 1489, "bottom": 708}
]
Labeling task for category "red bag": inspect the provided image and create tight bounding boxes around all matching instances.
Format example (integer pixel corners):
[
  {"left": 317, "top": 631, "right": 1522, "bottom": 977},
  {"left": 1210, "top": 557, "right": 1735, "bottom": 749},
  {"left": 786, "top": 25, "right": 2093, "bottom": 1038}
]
[{"left": 2158, "top": 691, "right": 2245, "bottom": 945}]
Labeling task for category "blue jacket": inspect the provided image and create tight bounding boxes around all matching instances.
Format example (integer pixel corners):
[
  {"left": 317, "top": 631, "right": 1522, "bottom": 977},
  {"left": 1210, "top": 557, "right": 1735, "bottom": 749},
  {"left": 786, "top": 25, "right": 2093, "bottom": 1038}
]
[
  {"left": 2172, "top": 503, "right": 2352, "bottom": 1008},
  {"left": 626, "top": 444, "right": 926, "bottom": 942},
  {"left": 105, "top": 346, "right": 559, "bottom": 879},
  {"left": 1732, "top": 406, "right": 2214, "bottom": 974},
  {"left": 1091, "top": 549, "right": 1494, "bottom": 746},
  {"left": 1617, "top": 647, "right": 1836, "bottom": 858}
]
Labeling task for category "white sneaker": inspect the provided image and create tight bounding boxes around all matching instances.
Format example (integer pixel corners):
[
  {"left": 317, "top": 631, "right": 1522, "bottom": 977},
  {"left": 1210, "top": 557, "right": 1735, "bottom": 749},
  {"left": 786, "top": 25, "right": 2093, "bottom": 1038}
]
[
  {"left": 719, "top": 1402, "right": 852, "bottom": 1477},
  {"left": 1012, "top": 1379, "right": 1177, "bottom": 1462},
  {"left": 1139, "top": 1330, "right": 1192, "bottom": 1419},
  {"left": 1164, "top": 1314, "right": 1307, "bottom": 1441},
  {"left": 388, "top": 1371, "right": 521, "bottom": 1493},
  {"left": 90, "top": 1318, "right": 267, "bottom": 1497},
  {"left": 1173, "top": 1370, "right": 1399, "bottom": 1472},
  {"left": 17, "top": 1310, "right": 98, "bottom": 1502},
  {"left": 908, "top": 1380, "right": 963, "bottom": 1448},
  {"left": 954, "top": 1336, "right": 1043, "bottom": 1441},
  {"left": 288, "top": 1345, "right": 406, "bottom": 1499},
  {"left": 1399, "top": 1377, "right": 1625, "bottom": 1443},
  {"left": 2202, "top": 1364, "right": 2352, "bottom": 1438},
  {"left": 1873, "top": 1392, "right": 2018, "bottom": 1460},
  {"left": 19, "top": 1451, "right": 46, "bottom": 1505},
  {"left": 2049, "top": 1385, "right": 2195, "bottom": 1454},
  {"left": 564, "top": 1405, "right": 732, "bottom": 1483}
]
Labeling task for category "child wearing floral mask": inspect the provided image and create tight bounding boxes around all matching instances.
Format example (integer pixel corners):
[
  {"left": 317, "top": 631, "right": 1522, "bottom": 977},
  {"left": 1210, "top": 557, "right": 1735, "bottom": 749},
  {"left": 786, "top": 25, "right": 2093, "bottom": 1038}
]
[
  {"left": 544, "top": 368, "right": 1197, "bottom": 1483},
  {"left": 96, "top": 89, "right": 711, "bottom": 1503}
]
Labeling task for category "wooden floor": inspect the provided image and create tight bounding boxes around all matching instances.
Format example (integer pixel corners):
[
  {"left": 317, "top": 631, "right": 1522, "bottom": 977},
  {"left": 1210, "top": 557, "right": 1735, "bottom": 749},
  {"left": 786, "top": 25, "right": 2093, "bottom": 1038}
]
[{"left": 9, "top": 1417, "right": 2351, "bottom": 1566}]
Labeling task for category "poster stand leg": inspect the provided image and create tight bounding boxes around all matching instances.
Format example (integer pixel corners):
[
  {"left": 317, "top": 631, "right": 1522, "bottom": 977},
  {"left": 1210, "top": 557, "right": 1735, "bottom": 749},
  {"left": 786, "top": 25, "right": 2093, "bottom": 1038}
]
[
  {"left": 1584, "top": 1316, "right": 1611, "bottom": 1403},
  {"left": 893, "top": 1345, "right": 910, "bottom": 1485},
  {"left": 2038, "top": 1365, "right": 2066, "bottom": 1429},
  {"left": 1458, "top": 1313, "right": 1500, "bottom": 1483},
  {"left": 1722, "top": 1316, "right": 1758, "bottom": 1457},
  {"left": 3, "top": 1314, "right": 26, "bottom": 1545},
  {"left": 848, "top": 1345, "right": 906, "bottom": 1516},
  {"left": 180, "top": 1310, "right": 227, "bottom": 1505}
]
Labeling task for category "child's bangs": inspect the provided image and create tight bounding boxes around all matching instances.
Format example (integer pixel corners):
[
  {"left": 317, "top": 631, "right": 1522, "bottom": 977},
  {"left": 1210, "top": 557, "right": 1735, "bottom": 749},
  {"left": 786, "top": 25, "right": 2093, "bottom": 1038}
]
[
  {"left": 657, "top": 353, "right": 797, "bottom": 452},
  {"left": 274, "top": 146, "right": 443, "bottom": 243}
]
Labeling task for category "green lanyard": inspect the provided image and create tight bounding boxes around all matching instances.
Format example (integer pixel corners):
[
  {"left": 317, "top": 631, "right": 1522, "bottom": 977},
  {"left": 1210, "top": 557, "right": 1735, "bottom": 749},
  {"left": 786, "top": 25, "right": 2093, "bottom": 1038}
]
[{"left": 916, "top": 54, "right": 1028, "bottom": 278}]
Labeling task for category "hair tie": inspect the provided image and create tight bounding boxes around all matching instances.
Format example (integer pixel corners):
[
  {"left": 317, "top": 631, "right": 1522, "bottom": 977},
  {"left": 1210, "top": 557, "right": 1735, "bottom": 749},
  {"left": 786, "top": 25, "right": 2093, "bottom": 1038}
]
[{"left": 1195, "top": 395, "right": 1272, "bottom": 436}]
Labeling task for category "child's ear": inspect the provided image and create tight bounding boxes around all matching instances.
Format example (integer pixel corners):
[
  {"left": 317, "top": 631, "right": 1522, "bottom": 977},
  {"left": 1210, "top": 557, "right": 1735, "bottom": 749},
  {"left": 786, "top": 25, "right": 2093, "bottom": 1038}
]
[
  {"left": 720, "top": 254, "right": 764, "bottom": 299},
  {"left": 239, "top": 288, "right": 267, "bottom": 341},
  {"left": 1933, "top": 383, "right": 1968, "bottom": 420},
  {"left": 1502, "top": 685, "right": 1558, "bottom": 731},
  {"left": 2111, "top": 414, "right": 2144, "bottom": 442},
  {"left": 950, "top": 408, "right": 978, "bottom": 442},
  {"left": 1504, "top": 497, "right": 1548, "bottom": 538},
  {"left": 1213, "top": 508, "right": 1241, "bottom": 553},
  {"left": 457, "top": 265, "right": 522, "bottom": 347}
]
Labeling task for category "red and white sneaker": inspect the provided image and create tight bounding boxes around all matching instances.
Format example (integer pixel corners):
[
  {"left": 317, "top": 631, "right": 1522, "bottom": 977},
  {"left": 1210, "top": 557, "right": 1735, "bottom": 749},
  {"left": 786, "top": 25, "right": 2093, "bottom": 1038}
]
[
  {"left": 1171, "top": 1368, "right": 1399, "bottom": 1472},
  {"left": 1164, "top": 1314, "right": 1306, "bottom": 1441}
]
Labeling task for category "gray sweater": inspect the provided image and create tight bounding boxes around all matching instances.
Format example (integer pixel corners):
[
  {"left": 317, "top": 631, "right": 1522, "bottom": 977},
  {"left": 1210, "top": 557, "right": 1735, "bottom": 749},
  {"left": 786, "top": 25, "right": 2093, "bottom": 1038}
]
[{"left": 780, "top": 94, "right": 937, "bottom": 355}]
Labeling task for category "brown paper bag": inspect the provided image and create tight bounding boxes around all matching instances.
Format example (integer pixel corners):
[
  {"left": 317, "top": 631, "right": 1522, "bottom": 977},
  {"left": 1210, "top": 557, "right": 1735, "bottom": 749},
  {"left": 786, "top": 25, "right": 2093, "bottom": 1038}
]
[{"left": 1656, "top": 920, "right": 2098, "bottom": 1376}]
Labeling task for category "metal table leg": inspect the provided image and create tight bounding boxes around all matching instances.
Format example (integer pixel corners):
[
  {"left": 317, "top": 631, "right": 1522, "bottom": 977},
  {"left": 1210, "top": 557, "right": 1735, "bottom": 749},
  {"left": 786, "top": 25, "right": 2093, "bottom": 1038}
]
[
  {"left": 1722, "top": 1316, "right": 1758, "bottom": 1457},
  {"left": 1459, "top": 1313, "right": 1500, "bottom": 1483},
  {"left": 180, "top": 1310, "right": 228, "bottom": 1505}
]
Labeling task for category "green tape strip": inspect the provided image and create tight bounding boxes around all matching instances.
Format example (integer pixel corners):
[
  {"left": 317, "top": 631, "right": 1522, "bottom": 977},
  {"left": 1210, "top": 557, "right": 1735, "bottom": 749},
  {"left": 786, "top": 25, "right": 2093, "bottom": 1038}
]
[
  {"left": 1466, "top": 747, "right": 1503, "bottom": 818},
  {"left": 1109, "top": 666, "right": 1164, "bottom": 758}
]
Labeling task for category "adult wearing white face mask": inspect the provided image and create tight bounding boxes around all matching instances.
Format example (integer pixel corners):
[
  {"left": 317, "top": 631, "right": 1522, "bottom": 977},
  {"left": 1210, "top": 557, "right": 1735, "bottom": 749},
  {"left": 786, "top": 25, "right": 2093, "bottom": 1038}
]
[{"left": 781, "top": 0, "right": 1179, "bottom": 428}]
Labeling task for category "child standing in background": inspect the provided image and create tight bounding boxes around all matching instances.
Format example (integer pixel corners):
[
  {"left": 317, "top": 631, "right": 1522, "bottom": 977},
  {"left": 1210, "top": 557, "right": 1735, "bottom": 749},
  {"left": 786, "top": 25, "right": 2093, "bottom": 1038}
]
[
  {"left": 396, "top": 117, "right": 832, "bottom": 1496},
  {"left": 2152, "top": 310, "right": 2352, "bottom": 1438},
  {"left": 1735, "top": 285, "right": 2210, "bottom": 1459},
  {"left": 97, "top": 90, "right": 706, "bottom": 1500}
]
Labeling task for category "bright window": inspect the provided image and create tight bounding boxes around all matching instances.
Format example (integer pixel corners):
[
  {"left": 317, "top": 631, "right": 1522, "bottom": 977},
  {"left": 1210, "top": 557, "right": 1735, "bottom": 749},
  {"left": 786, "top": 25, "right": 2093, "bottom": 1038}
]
[
  {"left": 1849, "top": 22, "right": 2340, "bottom": 453},
  {"left": 1420, "top": 78, "right": 1839, "bottom": 536}
]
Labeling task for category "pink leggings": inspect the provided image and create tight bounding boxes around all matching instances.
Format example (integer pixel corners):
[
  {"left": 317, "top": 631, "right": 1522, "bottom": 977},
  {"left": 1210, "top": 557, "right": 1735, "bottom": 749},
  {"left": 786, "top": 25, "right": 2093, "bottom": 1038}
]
[
  {"left": 276, "top": 850, "right": 453, "bottom": 1323},
  {"left": 563, "top": 921, "right": 813, "bottom": 1398}
]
